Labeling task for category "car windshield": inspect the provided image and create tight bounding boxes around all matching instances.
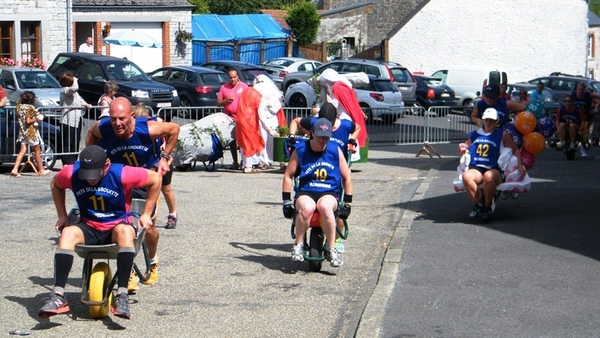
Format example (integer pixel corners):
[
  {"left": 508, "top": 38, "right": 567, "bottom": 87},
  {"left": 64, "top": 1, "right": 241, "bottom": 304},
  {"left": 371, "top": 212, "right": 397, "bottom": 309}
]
[
  {"left": 390, "top": 68, "right": 414, "bottom": 83},
  {"left": 421, "top": 77, "right": 444, "bottom": 87},
  {"left": 104, "top": 62, "right": 150, "bottom": 81},
  {"left": 370, "top": 80, "right": 398, "bottom": 92},
  {"left": 242, "top": 69, "right": 268, "bottom": 83},
  {"left": 265, "top": 59, "right": 293, "bottom": 68},
  {"left": 200, "top": 72, "right": 228, "bottom": 85},
  {"left": 15, "top": 71, "right": 61, "bottom": 89}
]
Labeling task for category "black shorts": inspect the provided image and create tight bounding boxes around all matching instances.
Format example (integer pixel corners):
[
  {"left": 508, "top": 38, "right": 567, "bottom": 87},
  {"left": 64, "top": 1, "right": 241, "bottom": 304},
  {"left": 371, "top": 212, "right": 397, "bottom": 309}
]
[
  {"left": 73, "top": 221, "right": 134, "bottom": 246},
  {"left": 468, "top": 165, "right": 506, "bottom": 182},
  {"left": 162, "top": 166, "right": 174, "bottom": 186},
  {"left": 295, "top": 191, "right": 339, "bottom": 203},
  {"left": 131, "top": 188, "right": 158, "bottom": 218}
]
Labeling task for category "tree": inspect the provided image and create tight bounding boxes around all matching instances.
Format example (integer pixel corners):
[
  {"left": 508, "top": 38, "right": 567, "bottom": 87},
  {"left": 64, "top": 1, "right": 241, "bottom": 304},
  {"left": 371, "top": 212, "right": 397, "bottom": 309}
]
[
  {"left": 206, "top": 0, "right": 296, "bottom": 15},
  {"left": 285, "top": 0, "right": 320, "bottom": 46},
  {"left": 188, "top": 0, "right": 210, "bottom": 14},
  {"left": 592, "top": 0, "right": 600, "bottom": 17}
]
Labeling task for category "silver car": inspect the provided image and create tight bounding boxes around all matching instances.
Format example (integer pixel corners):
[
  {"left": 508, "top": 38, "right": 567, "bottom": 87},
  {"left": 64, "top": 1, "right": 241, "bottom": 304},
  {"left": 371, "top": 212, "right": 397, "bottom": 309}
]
[
  {"left": 0, "top": 66, "right": 62, "bottom": 107},
  {"left": 262, "top": 57, "right": 322, "bottom": 90}
]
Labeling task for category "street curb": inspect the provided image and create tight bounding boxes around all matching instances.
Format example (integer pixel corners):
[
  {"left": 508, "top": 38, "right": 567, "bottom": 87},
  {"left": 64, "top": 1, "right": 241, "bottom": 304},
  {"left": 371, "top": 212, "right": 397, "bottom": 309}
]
[{"left": 355, "top": 168, "right": 438, "bottom": 338}]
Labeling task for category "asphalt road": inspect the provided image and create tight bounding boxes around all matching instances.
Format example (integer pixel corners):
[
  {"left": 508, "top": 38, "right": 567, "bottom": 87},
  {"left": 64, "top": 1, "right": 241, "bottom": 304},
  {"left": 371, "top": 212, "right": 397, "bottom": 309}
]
[
  {"left": 2, "top": 141, "right": 598, "bottom": 337},
  {"left": 0, "top": 142, "right": 441, "bottom": 337}
]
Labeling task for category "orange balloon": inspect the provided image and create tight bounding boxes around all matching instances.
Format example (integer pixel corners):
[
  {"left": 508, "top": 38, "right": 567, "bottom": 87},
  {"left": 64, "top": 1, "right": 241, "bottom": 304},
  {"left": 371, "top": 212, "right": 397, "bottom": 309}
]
[
  {"left": 522, "top": 132, "right": 545, "bottom": 154},
  {"left": 515, "top": 111, "right": 537, "bottom": 135}
]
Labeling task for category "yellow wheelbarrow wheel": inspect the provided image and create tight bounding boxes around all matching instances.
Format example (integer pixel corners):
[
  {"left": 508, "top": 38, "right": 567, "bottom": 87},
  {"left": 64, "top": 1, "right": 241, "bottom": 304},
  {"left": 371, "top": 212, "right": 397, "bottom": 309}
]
[{"left": 89, "top": 262, "right": 113, "bottom": 318}]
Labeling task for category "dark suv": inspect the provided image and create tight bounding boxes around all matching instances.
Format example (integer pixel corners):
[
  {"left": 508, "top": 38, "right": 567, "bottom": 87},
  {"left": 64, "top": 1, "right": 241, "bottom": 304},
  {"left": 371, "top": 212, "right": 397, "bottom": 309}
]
[
  {"left": 48, "top": 53, "right": 180, "bottom": 119},
  {"left": 281, "top": 59, "right": 417, "bottom": 106},
  {"left": 527, "top": 73, "right": 600, "bottom": 103}
]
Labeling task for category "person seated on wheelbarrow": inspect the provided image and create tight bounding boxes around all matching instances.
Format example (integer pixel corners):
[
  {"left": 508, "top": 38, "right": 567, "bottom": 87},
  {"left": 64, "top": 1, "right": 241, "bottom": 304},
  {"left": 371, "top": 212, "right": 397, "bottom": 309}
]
[
  {"left": 38, "top": 145, "right": 161, "bottom": 320},
  {"left": 462, "top": 108, "right": 526, "bottom": 221},
  {"left": 281, "top": 118, "right": 353, "bottom": 267},
  {"left": 555, "top": 94, "right": 587, "bottom": 151}
]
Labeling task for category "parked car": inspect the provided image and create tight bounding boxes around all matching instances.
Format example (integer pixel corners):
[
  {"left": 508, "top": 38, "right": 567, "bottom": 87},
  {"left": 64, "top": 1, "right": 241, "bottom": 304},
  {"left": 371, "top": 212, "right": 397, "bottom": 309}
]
[
  {"left": 261, "top": 57, "right": 322, "bottom": 90},
  {"left": 0, "top": 108, "right": 60, "bottom": 170},
  {"left": 284, "top": 75, "right": 404, "bottom": 123},
  {"left": 147, "top": 66, "right": 228, "bottom": 111},
  {"left": 200, "top": 60, "right": 269, "bottom": 87},
  {"left": 281, "top": 59, "right": 417, "bottom": 106},
  {"left": 47, "top": 52, "right": 180, "bottom": 120},
  {"left": 413, "top": 75, "right": 456, "bottom": 114},
  {"left": 431, "top": 66, "right": 508, "bottom": 107},
  {"left": 508, "top": 83, "right": 558, "bottom": 108},
  {"left": 527, "top": 73, "right": 600, "bottom": 103}
]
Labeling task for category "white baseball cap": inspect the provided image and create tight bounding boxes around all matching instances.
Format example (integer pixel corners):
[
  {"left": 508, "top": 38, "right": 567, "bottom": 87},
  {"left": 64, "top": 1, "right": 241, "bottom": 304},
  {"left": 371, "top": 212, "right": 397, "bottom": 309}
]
[{"left": 482, "top": 108, "right": 498, "bottom": 120}]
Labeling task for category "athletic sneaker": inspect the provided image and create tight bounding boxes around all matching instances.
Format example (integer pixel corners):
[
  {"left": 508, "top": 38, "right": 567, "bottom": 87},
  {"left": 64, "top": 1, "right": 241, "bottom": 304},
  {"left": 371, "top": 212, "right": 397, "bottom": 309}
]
[
  {"left": 581, "top": 146, "right": 588, "bottom": 157},
  {"left": 127, "top": 271, "right": 139, "bottom": 294},
  {"left": 291, "top": 243, "right": 304, "bottom": 262},
  {"left": 555, "top": 141, "right": 566, "bottom": 151},
  {"left": 334, "top": 238, "right": 345, "bottom": 253},
  {"left": 469, "top": 204, "right": 483, "bottom": 219},
  {"left": 143, "top": 262, "right": 158, "bottom": 285},
  {"left": 110, "top": 292, "right": 131, "bottom": 320},
  {"left": 327, "top": 248, "right": 343, "bottom": 267},
  {"left": 481, "top": 206, "right": 493, "bottom": 221},
  {"left": 165, "top": 214, "right": 178, "bottom": 229},
  {"left": 38, "top": 292, "right": 70, "bottom": 318}
]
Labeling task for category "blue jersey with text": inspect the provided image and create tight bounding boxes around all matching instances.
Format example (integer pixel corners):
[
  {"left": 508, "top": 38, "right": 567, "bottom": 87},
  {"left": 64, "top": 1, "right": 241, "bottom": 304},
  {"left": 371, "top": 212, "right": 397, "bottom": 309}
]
[
  {"left": 72, "top": 162, "right": 128, "bottom": 224},
  {"left": 98, "top": 117, "right": 159, "bottom": 168},
  {"left": 557, "top": 105, "right": 583, "bottom": 124},
  {"left": 295, "top": 140, "right": 341, "bottom": 195},
  {"left": 468, "top": 128, "right": 503, "bottom": 169},
  {"left": 571, "top": 91, "right": 593, "bottom": 117},
  {"left": 476, "top": 97, "right": 509, "bottom": 127}
]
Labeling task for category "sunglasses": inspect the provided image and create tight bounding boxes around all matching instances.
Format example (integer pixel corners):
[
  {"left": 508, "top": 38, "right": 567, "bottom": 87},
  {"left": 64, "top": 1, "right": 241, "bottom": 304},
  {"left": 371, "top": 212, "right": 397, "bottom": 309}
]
[{"left": 564, "top": 99, "right": 572, "bottom": 103}]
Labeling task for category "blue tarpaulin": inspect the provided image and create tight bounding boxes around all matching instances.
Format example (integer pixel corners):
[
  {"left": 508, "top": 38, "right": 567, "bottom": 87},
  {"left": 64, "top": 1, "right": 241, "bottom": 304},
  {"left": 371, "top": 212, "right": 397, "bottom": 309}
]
[
  {"left": 191, "top": 14, "right": 291, "bottom": 65},
  {"left": 192, "top": 14, "right": 290, "bottom": 42}
]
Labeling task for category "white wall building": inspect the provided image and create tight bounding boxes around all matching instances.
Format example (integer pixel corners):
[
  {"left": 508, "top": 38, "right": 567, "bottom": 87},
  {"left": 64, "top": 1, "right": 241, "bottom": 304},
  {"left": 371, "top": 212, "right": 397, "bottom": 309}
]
[{"left": 387, "top": 0, "right": 589, "bottom": 83}]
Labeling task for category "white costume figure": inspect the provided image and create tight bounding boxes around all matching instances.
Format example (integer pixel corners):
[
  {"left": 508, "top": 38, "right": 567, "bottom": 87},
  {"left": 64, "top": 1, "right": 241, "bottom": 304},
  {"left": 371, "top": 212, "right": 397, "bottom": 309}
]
[
  {"left": 316, "top": 69, "right": 367, "bottom": 121},
  {"left": 253, "top": 74, "right": 283, "bottom": 164}
]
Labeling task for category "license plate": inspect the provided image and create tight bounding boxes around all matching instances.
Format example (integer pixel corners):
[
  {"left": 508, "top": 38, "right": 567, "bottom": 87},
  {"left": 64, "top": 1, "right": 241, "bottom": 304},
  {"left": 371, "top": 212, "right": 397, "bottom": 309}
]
[
  {"left": 399, "top": 86, "right": 409, "bottom": 91},
  {"left": 157, "top": 102, "right": 171, "bottom": 107},
  {"left": 441, "top": 93, "right": 450, "bottom": 98}
]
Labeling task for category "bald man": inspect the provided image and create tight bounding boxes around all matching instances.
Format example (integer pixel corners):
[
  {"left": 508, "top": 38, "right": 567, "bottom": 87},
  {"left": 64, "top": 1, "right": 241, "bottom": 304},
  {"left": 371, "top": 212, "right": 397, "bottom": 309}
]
[{"left": 86, "top": 97, "right": 180, "bottom": 289}]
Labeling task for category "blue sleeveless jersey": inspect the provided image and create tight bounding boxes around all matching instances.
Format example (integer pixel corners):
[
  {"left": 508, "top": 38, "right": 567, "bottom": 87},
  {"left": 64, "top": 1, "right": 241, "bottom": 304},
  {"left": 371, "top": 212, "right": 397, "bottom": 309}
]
[
  {"left": 308, "top": 116, "right": 354, "bottom": 159},
  {"left": 557, "top": 105, "right": 582, "bottom": 124},
  {"left": 476, "top": 97, "right": 509, "bottom": 127},
  {"left": 571, "top": 91, "right": 593, "bottom": 116},
  {"left": 72, "top": 162, "right": 128, "bottom": 224},
  {"left": 295, "top": 140, "right": 342, "bottom": 195},
  {"left": 98, "top": 117, "right": 159, "bottom": 168},
  {"left": 468, "top": 128, "right": 503, "bottom": 169}
]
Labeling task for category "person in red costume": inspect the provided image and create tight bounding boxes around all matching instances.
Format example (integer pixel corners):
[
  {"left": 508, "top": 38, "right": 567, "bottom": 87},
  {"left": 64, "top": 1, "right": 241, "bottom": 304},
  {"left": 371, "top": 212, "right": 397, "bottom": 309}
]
[{"left": 235, "top": 87, "right": 267, "bottom": 173}]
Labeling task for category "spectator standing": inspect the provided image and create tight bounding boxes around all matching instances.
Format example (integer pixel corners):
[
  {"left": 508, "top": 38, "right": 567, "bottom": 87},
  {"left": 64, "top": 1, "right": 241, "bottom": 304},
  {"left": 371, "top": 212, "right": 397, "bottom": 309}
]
[
  {"left": 98, "top": 80, "right": 119, "bottom": 119},
  {"left": 529, "top": 82, "right": 548, "bottom": 103},
  {"left": 37, "top": 145, "right": 161, "bottom": 320},
  {"left": 253, "top": 74, "right": 282, "bottom": 167},
  {"left": 0, "top": 84, "right": 6, "bottom": 151},
  {"left": 133, "top": 103, "right": 179, "bottom": 229},
  {"left": 78, "top": 37, "right": 93, "bottom": 53},
  {"left": 59, "top": 73, "right": 91, "bottom": 165},
  {"left": 10, "top": 91, "right": 50, "bottom": 177},
  {"left": 217, "top": 69, "right": 248, "bottom": 170},
  {"left": 500, "top": 83, "right": 511, "bottom": 100},
  {"left": 235, "top": 87, "right": 267, "bottom": 173},
  {"left": 516, "top": 89, "right": 530, "bottom": 105}
]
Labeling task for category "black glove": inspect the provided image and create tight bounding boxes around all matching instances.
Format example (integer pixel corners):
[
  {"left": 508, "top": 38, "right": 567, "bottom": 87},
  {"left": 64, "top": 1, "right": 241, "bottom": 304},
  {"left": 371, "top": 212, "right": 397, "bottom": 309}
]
[
  {"left": 282, "top": 200, "right": 294, "bottom": 219},
  {"left": 348, "top": 138, "right": 358, "bottom": 147},
  {"left": 286, "top": 135, "right": 296, "bottom": 146},
  {"left": 338, "top": 204, "right": 351, "bottom": 220}
]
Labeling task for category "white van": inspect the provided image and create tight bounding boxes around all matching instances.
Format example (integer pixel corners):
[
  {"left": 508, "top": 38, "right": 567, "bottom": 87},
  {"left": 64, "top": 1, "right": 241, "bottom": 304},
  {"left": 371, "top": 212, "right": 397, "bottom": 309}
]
[{"left": 431, "top": 66, "right": 508, "bottom": 107}]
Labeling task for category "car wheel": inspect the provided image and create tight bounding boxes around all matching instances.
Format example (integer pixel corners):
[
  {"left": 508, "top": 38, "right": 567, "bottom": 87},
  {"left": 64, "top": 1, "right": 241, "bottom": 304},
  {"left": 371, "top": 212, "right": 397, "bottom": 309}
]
[
  {"left": 463, "top": 99, "right": 473, "bottom": 117},
  {"left": 178, "top": 98, "right": 192, "bottom": 119},
  {"left": 34, "top": 139, "right": 57, "bottom": 170},
  {"left": 288, "top": 93, "right": 308, "bottom": 108}
]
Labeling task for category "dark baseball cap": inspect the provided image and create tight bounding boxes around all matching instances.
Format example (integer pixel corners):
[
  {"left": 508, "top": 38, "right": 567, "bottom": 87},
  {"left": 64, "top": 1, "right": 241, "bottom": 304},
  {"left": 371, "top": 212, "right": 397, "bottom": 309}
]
[
  {"left": 312, "top": 117, "right": 332, "bottom": 138},
  {"left": 483, "top": 83, "right": 500, "bottom": 99},
  {"left": 78, "top": 145, "right": 107, "bottom": 180}
]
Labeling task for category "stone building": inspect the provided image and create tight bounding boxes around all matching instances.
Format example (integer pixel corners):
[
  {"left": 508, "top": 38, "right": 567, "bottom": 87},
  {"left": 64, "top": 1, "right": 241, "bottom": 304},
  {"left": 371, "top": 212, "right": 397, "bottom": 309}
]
[{"left": 1, "top": 0, "right": 193, "bottom": 72}]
